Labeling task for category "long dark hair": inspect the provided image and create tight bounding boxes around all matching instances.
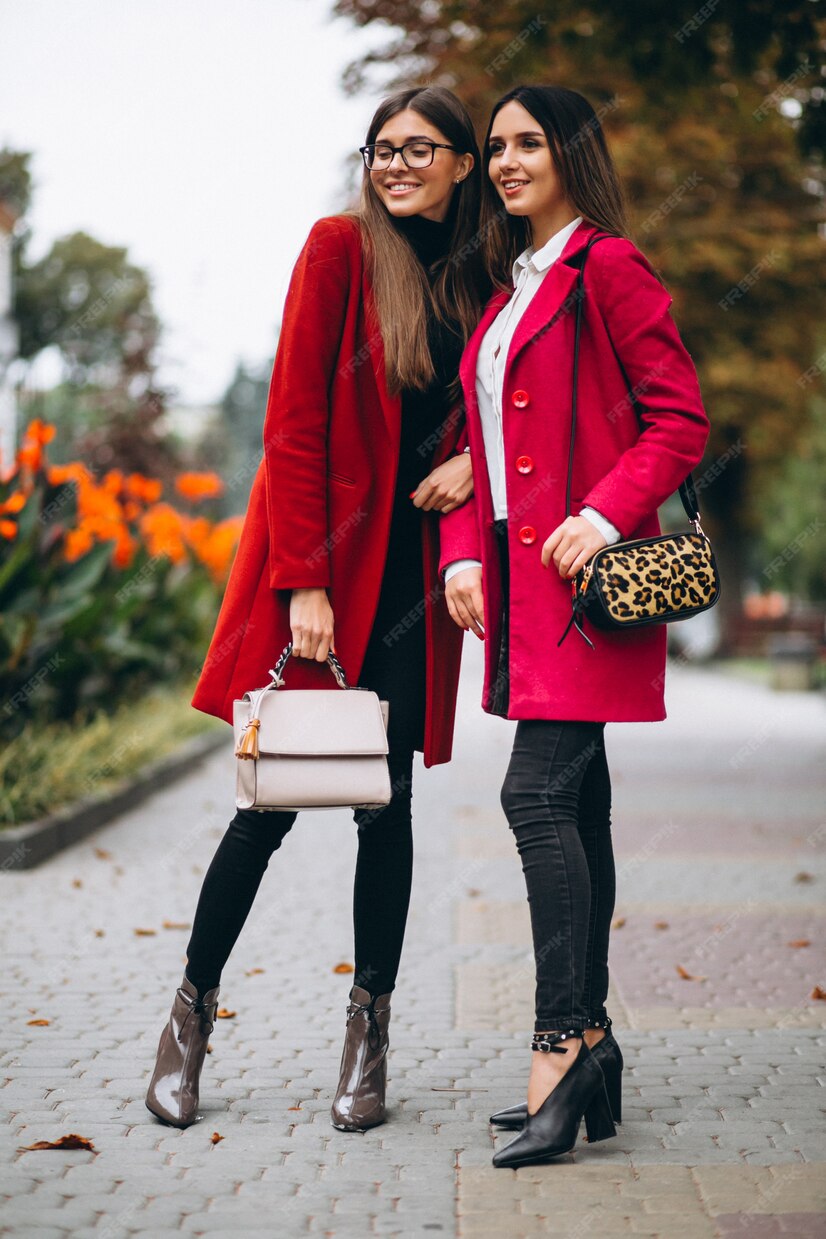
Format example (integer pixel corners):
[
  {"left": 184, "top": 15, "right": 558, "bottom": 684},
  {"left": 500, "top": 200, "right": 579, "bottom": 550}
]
[
  {"left": 349, "top": 86, "right": 486, "bottom": 395},
  {"left": 480, "top": 85, "right": 631, "bottom": 292}
]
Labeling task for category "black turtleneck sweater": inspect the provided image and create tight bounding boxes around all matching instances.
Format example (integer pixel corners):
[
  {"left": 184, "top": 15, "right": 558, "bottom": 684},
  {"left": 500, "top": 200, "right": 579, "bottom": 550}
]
[{"left": 386, "top": 211, "right": 465, "bottom": 572}]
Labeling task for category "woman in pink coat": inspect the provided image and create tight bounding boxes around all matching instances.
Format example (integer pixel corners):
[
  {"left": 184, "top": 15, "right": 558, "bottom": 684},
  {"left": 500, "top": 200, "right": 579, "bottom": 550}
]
[{"left": 440, "top": 85, "right": 711, "bottom": 1169}]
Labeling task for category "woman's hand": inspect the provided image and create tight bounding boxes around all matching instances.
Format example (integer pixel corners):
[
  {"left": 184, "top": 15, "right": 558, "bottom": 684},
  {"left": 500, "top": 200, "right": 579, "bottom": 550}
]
[
  {"left": 411, "top": 452, "right": 473, "bottom": 514},
  {"left": 445, "top": 567, "right": 485, "bottom": 639},
  {"left": 541, "top": 516, "right": 608, "bottom": 579},
  {"left": 290, "top": 588, "right": 335, "bottom": 661}
]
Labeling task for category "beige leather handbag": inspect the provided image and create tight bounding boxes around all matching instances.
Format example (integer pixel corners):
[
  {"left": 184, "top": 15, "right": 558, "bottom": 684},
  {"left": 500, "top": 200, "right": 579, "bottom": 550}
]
[{"left": 233, "top": 643, "right": 391, "bottom": 812}]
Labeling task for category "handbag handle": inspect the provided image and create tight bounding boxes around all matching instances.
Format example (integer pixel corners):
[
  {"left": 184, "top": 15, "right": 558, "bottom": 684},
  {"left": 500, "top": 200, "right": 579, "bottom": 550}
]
[
  {"left": 236, "top": 642, "right": 353, "bottom": 761},
  {"left": 567, "top": 234, "right": 702, "bottom": 530},
  {"left": 267, "top": 641, "right": 350, "bottom": 690}
]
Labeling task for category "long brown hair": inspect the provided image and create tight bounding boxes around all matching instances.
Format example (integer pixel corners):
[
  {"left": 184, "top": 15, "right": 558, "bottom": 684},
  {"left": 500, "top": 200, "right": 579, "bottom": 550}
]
[
  {"left": 481, "top": 85, "right": 631, "bottom": 292},
  {"left": 350, "top": 86, "right": 486, "bottom": 395}
]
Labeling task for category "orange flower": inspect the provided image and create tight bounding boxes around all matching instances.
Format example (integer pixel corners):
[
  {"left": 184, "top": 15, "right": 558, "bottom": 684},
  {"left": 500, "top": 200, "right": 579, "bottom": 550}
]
[
  {"left": 0, "top": 518, "right": 17, "bottom": 539},
  {"left": 185, "top": 516, "right": 212, "bottom": 549},
  {"left": 123, "top": 473, "right": 163, "bottom": 504},
  {"left": 64, "top": 526, "right": 95, "bottom": 561},
  {"left": 121, "top": 499, "right": 142, "bottom": 522},
  {"left": 47, "top": 461, "right": 94, "bottom": 489},
  {"left": 0, "top": 490, "right": 26, "bottom": 516},
  {"left": 138, "top": 502, "right": 189, "bottom": 564},
  {"left": 112, "top": 528, "right": 138, "bottom": 569},
  {"left": 17, "top": 418, "right": 57, "bottom": 475},
  {"left": 101, "top": 469, "right": 125, "bottom": 496},
  {"left": 189, "top": 516, "right": 242, "bottom": 582},
  {"left": 174, "top": 472, "right": 225, "bottom": 502},
  {"left": 23, "top": 418, "right": 56, "bottom": 446}
]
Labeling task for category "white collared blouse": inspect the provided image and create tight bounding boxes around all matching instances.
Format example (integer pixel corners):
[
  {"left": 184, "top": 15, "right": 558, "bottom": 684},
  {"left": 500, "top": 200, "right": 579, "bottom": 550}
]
[{"left": 444, "top": 215, "right": 621, "bottom": 582}]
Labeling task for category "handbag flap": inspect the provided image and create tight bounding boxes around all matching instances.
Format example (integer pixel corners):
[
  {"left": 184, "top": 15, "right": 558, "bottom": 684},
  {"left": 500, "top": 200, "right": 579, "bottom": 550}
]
[{"left": 234, "top": 689, "right": 389, "bottom": 757}]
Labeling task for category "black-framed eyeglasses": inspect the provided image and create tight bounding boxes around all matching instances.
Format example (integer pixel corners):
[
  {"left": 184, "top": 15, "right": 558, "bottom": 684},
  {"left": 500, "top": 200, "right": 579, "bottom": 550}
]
[{"left": 359, "top": 140, "right": 459, "bottom": 170}]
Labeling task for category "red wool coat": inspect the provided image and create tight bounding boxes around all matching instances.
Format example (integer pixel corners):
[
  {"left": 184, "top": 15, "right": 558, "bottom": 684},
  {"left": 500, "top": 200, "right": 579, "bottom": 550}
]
[
  {"left": 439, "top": 220, "right": 711, "bottom": 723},
  {"left": 191, "top": 215, "right": 465, "bottom": 766}
]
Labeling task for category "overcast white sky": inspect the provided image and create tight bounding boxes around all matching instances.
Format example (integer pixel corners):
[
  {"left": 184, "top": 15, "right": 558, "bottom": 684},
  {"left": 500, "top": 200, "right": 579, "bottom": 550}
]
[{"left": 1, "top": 0, "right": 392, "bottom": 403}]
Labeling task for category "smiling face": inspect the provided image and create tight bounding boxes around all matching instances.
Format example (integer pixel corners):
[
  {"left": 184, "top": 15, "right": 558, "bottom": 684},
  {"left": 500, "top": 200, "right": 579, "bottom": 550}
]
[
  {"left": 487, "top": 99, "right": 578, "bottom": 244},
  {"left": 368, "top": 107, "right": 474, "bottom": 223}
]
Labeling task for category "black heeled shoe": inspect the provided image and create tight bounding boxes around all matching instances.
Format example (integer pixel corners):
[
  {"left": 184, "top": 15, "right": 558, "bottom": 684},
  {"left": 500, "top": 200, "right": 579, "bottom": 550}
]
[
  {"left": 490, "top": 1015, "right": 623, "bottom": 1129},
  {"left": 491, "top": 1030, "right": 616, "bottom": 1170}
]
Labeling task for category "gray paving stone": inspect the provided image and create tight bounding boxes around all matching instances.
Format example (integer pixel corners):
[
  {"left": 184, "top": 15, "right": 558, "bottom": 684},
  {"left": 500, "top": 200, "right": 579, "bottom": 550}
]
[{"left": 2, "top": 660, "right": 825, "bottom": 1235}]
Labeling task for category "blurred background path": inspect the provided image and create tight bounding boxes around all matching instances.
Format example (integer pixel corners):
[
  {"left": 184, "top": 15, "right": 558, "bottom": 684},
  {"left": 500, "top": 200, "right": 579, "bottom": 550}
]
[{"left": 1, "top": 637, "right": 825, "bottom": 1237}]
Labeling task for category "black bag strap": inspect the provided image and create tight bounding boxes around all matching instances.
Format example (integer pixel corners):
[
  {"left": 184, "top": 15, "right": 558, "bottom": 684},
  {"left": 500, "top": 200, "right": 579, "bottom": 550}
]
[
  {"left": 567, "top": 234, "right": 701, "bottom": 529},
  {"left": 268, "top": 641, "right": 350, "bottom": 690}
]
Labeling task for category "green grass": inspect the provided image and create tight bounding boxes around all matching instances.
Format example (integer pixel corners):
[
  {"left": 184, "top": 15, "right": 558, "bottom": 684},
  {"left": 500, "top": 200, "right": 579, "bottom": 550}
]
[
  {"left": 713, "top": 654, "right": 825, "bottom": 689},
  {"left": 0, "top": 684, "right": 227, "bottom": 828},
  {"left": 712, "top": 657, "right": 774, "bottom": 685}
]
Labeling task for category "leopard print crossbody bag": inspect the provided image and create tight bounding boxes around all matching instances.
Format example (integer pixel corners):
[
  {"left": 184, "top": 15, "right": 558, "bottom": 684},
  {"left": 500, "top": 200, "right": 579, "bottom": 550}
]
[{"left": 558, "top": 234, "right": 721, "bottom": 649}]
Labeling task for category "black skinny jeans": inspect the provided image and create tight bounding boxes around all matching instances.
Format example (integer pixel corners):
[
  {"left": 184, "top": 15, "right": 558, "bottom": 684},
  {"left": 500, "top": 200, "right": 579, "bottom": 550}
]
[
  {"left": 184, "top": 557, "right": 427, "bottom": 1002},
  {"left": 493, "top": 521, "right": 616, "bottom": 1034}
]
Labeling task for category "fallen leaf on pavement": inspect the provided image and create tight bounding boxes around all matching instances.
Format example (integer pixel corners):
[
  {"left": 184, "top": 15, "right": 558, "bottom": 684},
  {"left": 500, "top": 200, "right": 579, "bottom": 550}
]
[
  {"left": 206, "top": 1044, "right": 213, "bottom": 1054},
  {"left": 210, "top": 1132, "right": 224, "bottom": 1144},
  {"left": 19, "top": 1134, "right": 96, "bottom": 1152},
  {"left": 794, "top": 872, "right": 815, "bottom": 883},
  {"left": 27, "top": 1018, "right": 50, "bottom": 1026},
  {"left": 653, "top": 921, "right": 669, "bottom": 930},
  {"left": 94, "top": 929, "right": 105, "bottom": 937},
  {"left": 676, "top": 964, "right": 707, "bottom": 981},
  {"left": 94, "top": 848, "right": 111, "bottom": 860},
  {"left": 333, "top": 963, "right": 355, "bottom": 974},
  {"left": 162, "top": 920, "right": 191, "bottom": 930},
  {"left": 287, "top": 1105, "right": 302, "bottom": 1111},
  {"left": 245, "top": 968, "right": 265, "bottom": 975},
  {"left": 133, "top": 928, "right": 156, "bottom": 936},
  {"left": 216, "top": 1008, "right": 236, "bottom": 1019},
  {"left": 71, "top": 879, "right": 82, "bottom": 889},
  {"left": 811, "top": 985, "right": 826, "bottom": 1001},
  {"left": 787, "top": 939, "right": 811, "bottom": 949},
  {"left": 611, "top": 917, "right": 626, "bottom": 929}
]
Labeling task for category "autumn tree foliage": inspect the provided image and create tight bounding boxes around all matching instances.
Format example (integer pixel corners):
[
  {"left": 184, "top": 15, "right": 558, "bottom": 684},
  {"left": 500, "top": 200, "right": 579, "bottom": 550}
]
[{"left": 334, "top": 0, "right": 826, "bottom": 637}]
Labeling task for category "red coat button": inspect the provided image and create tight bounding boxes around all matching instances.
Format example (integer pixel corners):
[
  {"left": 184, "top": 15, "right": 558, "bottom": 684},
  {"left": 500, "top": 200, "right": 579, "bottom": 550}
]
[
  {"left": 512, "top": 389, "right": 530, "bottom": 408},
  {"left": 518, "top": 525, "right": 537, "bottom": 545},
  {"left": 516, "top": 455, "right": 534, "bottom": 474}
]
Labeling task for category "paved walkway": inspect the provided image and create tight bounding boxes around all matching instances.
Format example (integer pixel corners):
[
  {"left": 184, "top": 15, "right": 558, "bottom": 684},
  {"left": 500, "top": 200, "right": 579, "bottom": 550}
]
[{"left": 1, "top": 640, "right": 825, "bottom": 1237}]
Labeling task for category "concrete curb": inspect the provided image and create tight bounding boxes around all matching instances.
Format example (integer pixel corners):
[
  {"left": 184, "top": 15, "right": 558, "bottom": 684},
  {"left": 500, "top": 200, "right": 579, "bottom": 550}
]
[{"left": 0, "top": 726, "right": 229, "bottom": 871}]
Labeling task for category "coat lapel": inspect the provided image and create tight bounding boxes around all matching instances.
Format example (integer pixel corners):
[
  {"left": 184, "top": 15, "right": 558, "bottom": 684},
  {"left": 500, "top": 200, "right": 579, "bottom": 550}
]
[
  {"left": 503, "top": 220, "right": 601, "bottom": 387},
  {"left": 459, "top": 287, "right": 511, "bottom": 400}
]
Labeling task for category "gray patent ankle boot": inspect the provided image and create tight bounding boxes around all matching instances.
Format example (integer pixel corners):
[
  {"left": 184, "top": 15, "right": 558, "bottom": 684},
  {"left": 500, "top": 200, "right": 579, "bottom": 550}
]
[
  {"left": 145, "top": 975, "right": 220, "bottom": 1128},
  {"left": 330, "top": 985, "right": 392, "bottom": 1131}
]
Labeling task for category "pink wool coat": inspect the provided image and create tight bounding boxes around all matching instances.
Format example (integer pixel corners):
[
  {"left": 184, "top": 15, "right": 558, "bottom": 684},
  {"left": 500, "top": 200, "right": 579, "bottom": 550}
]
[{"left": 439, "top": 219, "right": 711, "bottom": 723}]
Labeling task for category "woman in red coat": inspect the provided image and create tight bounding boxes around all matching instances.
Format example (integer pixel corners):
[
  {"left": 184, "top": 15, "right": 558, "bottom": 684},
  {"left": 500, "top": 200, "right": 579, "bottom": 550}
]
[
  {"left": 145, "top": 86, "right": 487, "bottom": 1133},
  {"left": 441, "top": 85, "right": 711, "bottom": 1168}
]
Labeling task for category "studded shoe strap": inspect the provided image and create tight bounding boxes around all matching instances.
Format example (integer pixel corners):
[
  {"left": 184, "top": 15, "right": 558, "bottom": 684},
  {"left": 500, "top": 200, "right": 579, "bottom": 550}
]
[
  {"left": 586, "top": 1014, "right": 613, "bottom": 1031},
  {"left": 530, "top": 1028, "right": 580, "bottom": 1053}
]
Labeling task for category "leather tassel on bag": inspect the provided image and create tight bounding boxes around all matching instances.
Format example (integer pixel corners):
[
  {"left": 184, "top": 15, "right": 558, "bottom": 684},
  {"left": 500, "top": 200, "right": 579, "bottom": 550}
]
[{"left": 235, "top": 717, "right": 260, "bottom": 760}]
